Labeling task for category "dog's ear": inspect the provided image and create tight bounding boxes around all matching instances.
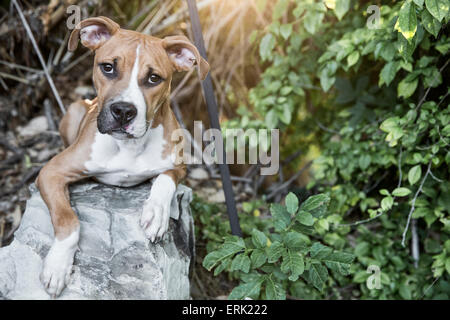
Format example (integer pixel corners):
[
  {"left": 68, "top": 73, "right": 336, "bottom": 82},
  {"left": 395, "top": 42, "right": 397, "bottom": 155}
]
[
  {"left": 68, "top": 16, "right": 120, "bottom": 51},
  {"left": 162, "top": 35, "right": 210, "bottom": 80}
]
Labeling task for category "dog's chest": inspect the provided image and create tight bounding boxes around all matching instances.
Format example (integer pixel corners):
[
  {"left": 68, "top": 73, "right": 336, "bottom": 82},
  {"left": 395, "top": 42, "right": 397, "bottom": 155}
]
[{"left": 84, "top": 125, "right": 174, "bottom": 187}]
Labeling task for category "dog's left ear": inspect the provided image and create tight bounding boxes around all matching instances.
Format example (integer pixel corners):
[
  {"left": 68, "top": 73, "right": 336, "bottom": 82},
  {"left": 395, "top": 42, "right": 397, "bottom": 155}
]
[
  {"left": 162, "top": 36, "right": 210, "bottom": 80},
  {"left": 68, "top": 16, "right": 120, "bottom": 51}
]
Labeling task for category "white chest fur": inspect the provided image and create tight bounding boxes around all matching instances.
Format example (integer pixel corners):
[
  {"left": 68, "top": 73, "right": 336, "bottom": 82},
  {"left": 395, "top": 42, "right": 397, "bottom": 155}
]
[{"left": 84, "top": 124, "right": 174, "bottom": 187}]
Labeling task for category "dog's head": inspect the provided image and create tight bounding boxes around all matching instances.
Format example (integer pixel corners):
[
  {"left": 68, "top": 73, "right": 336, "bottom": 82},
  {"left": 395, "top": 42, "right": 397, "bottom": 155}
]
[{"left": 69, "top": 16, "right": 209, "bottom": 139}]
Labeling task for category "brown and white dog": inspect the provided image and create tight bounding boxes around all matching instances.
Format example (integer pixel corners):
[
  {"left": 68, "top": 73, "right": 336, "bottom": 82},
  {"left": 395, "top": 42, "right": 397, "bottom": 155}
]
[{"left": 35, "top": 16, "right": 209, "bottom": 297}]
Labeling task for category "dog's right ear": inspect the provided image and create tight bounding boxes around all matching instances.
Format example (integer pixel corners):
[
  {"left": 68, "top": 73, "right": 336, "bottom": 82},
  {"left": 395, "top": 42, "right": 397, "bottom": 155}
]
[{"left": 68, "top": 16, "right": 120, "bottom": 51}]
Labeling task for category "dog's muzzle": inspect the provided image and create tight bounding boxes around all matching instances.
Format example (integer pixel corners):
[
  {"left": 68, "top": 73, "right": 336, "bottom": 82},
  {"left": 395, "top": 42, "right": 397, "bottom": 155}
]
[{"left": 97, "top": 101, "right": 137, "bottom": 136}]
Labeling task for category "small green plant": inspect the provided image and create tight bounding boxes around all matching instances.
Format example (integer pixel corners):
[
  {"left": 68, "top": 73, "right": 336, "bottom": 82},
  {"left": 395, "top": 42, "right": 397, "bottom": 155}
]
[{"left": 202, "top": 192, "right": 355, "bottom": 299}]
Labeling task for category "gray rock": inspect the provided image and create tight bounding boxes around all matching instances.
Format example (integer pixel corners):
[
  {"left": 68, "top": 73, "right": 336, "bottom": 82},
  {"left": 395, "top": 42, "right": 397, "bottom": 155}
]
[{"left": 0, "top": 181, "right": 195, "bottom": 300}]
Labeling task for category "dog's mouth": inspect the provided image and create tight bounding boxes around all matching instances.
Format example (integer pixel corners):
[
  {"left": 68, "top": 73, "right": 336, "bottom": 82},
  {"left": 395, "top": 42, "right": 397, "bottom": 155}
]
[{"left": 108, "top": 127, "right": 135, "bottom": 139}]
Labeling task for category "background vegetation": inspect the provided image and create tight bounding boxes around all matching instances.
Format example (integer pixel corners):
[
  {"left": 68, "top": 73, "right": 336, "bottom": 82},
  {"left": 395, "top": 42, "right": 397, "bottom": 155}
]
[{"left": 0, "top": 0, "right": 449, "bottom": 300}]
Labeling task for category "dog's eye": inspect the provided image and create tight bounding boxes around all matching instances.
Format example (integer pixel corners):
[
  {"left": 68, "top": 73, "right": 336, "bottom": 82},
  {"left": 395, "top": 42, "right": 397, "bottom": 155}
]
[
  {"left": 148, "top": 74, "right": 162, "bottom": 85},
  {"left": 100, "top": 63, "right": 115, "bottom": 76}
]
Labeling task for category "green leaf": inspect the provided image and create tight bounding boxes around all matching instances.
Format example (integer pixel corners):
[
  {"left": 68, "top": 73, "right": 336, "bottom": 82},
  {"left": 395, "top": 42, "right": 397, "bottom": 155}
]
[
  {"left": 398, "top": 78, "right": 418, "bottom": 98},
  {"left": 283, "top": 232, "right": 308, "bottom": 250},
  {"left": 265, "top": 275, "right": 286, "bottom": 299},
  {"left": 399, "top": 282, "right": 412, "bottom": 300},
  {"left": 228, "top": 279, "right": 263, "bottom": 300},
  {"left": 347, "top": 51, "right": 360, "bottom": 67},
  {"left": 304, "top": 12, "right": 324, "bottom": 34},
  {"left": 381, "top": 196, "right": 394, "bottom": 211},
  {"left": 230, "top": 254, "right": 251, "bottom": 273},
  {"left": 259, "top": 33, "right": 276, "bottom": 61},
  {"left": 202, "top": 236, "right": 245, "bottom": 271},
  {"left": 285, "top": 192, "right": 299, "bottom": 214},
  {"left": 213, "top": 259, "right": 230, "bottom": 276},
  {"left": 392, "top": 187, "right": 412, "bottom": 197},
  {"left": 265, "top": 109, "right": 278, "bottom": 129},
  {"left": 445, "top": 257, "right": 450, "bottom": 275},
  {"left": 280, "top": 250, "right": 305, "bottom": 281},
  {"left": 251, "top": 229, "right": 268, "bottom": 248},
  {"left": 359, "top": 154, "right": 372, "bottom": 170},
  {"left": 398, "top": 1, "right": 418, "bottom": 40},
  {"left": 380, "top": 43, "right": 397, "bottom": 62},
  {"left": 280, "top": 23, "right": 293, "bottom": 40},
  {"left": 250, "top": 249, "right": 267, "bottom": 268},
  {"left": 397, "top": 32, "right": 416, "bottom": 60},
  {"left": 353, "top": 270, "right": 369, "bottom": 283},
  {"left": 270, "top": 203, "right": 291, "bottom": 231},
  {"left": 380, "top": 61, "right": 400, "bottom": 86},
  {"left": 307, "top": 263, "right": 328, "bottom": 291},
  {"left": 296, "top": 210, "right": 315, "bottom": 226},
  {"left": 310, "top": 242, "right": 333, "bottom": 259},
  {"left": 334, "top": 0, "right": 351, "bottom": 20},
  {"left": 408, "top": 165, "right": 422, "bottom": 185},
  {"left": 322, "top": 252, "right": 355, "bottom": 275},
  {"left": 421, "top": 8, "right": 442, "bottom": 37},
  {"left": 425, "top": 0, "right": 449, "bottom": 22},
  {"left": 272, "top": 0, "right": 289, "bottom": 20},
  {"left": 299, "top": 193, "right": 330, "bottom": 218},
  {"left": 414, "top": 0, "right": 424, "bottom": 8},
  {"left": 267, "top": 241, "right": 285, "bottom": 263}
]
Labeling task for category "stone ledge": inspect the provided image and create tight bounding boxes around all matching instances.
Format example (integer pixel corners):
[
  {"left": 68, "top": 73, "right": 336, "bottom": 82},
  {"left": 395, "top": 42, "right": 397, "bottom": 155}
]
[{"left": 0, "top": 181, "right": 195, "bottom": 300}]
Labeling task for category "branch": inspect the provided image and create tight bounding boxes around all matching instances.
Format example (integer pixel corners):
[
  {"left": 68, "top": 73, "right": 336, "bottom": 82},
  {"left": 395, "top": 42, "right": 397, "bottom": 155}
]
[
  {"left": 11, "top": 0, "right": 66, "bottom": 114},
  {"left": 401, "top": 161, "right": 431, "bottom": 247}
]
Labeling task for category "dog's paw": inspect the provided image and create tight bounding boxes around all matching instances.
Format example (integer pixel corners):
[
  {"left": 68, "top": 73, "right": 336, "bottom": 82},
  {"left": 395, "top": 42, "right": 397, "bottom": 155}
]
[
  {"left": 140, "top": 174, "right": 175, "bottom": 242},
  {"left": 140, "top": 200, "right": 170, "bottom": 242},
  {"left": 40, "top": 233, "right": 78, "bottom": 298}
]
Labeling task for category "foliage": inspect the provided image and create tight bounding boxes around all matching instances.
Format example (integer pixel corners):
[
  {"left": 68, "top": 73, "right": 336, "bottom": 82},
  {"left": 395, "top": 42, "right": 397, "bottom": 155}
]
[
  {"left": 208, "top": 0, "right": 450, "bottom": 299},
  {"left": 200, "top": 192, "right": 355, "bottom": 299}
]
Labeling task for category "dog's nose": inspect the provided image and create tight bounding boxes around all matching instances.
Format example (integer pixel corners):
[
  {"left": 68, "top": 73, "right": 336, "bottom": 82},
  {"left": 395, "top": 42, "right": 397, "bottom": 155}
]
[{"left": 110, "top": 102, "right": 137, "bottom": 125}]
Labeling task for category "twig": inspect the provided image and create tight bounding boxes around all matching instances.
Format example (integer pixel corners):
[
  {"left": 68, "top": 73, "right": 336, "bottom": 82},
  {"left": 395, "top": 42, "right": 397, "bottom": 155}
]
[
  {"left": 211, "top": 174, "right": 252, "bottom": 183},
  {"left": 401, "top": 161, "right": 431, "bottom": 247},
  {"left": 44, "top": 99, "right": 57, "bottom": 132},
  {"left": 411, "top": 219, "right": 419, "bottom": 268},
  {"left": 419, "top": 277, "right": 440, "bottom": 299},
  {"left": 61, "top": 50, "right": 92, "bottom": 74},
  {"left": 0, "top": 71, "right": 29, "bottom": 84},
  {"left": 0, "top": 166, "right": 41, "bottom": 198},
  {"left": 11, "top": 0, "right": 65, "bottom": 114},
  {"left": 415, "top": 58, "right": 450, "bottom": 113},
  {"left": 266, "top": 161, "right": 312, "bottom": 200},
  {"left": 0, "top": 75, "right": 8, "bottom": 91},
  {"left": 397, "top": 147, "right": 402, "bottom": 188},
  {"left": 315, "top": 119, "right": 340, "bottom": 134},
  {"left": 149, "top": 0, "right": 221, "bottom": 34},
  {"left": 337, "top": 212, "right": 384, "bottom": 228},
  {"left": 0, "top": 60, "right": 42, "bottom": 73},
  {"left": 428, "top": 170, "right": 443, "bottom": 183}
]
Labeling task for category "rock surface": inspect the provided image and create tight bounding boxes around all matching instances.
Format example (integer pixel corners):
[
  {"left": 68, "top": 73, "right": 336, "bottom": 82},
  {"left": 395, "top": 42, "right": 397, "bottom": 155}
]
[{"left": 0, "top": 181, "right": 195, "bottom": 300}]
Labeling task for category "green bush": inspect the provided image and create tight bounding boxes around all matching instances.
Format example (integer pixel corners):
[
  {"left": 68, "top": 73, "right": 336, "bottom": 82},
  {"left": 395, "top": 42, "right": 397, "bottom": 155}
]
[
  {"left": 201, "top": 192, "right": 355, "bottom": 299},
  {"left": 200, "top": 0, "right": 450, "bottom": 299}
]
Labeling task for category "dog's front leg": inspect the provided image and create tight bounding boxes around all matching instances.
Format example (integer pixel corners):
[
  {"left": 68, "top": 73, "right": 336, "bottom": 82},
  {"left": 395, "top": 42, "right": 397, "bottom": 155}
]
[
  {"left": 36, "top": 155, "right": 85, "bottom": 297},
  {"left": 140, "top": 168, "right": 185, "bottom": 242}
]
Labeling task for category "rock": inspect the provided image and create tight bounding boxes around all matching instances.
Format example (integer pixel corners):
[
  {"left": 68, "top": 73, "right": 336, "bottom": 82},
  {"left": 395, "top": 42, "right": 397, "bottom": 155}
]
[
  {"left": 188, "top": 168, "right": 209, "bottom": 180},
  {"left": 209, "top": 190, "right": 225, "bottom": 203},
  {"left": 0, "top": 181, "right": 195, "bottom": 300},
  {"left": 16, "top": 116, "right": 48, "bottom": 137}
]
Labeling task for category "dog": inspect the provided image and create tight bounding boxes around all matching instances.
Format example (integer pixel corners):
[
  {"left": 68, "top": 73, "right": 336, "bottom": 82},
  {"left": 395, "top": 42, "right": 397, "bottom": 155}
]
[{"left": 35, "top": 16, "right": 209, "bottom": 297}]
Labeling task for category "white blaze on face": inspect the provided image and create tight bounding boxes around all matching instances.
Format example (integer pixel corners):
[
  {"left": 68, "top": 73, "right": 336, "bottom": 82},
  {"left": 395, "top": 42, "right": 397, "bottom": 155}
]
[{"left": 115, "top": 44, "right": 148, "bottom": 138}]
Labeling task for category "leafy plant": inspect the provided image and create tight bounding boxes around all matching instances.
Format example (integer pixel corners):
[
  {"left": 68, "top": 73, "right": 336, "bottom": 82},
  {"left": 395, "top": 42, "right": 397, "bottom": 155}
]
[
  {"left": 217, "top": 0, "right": 450, "bottom": 299},
  {"left": 202, "top": 192, "right": 355, "bottom": 299}
]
